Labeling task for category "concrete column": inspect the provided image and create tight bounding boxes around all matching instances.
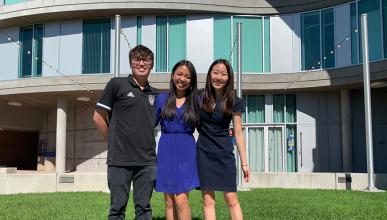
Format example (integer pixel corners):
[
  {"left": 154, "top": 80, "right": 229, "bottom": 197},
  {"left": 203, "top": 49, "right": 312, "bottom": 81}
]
[
  {"left": 340, "top": 90, "right": 353, "bottom": 172},
  {"left": 56, "top": 97, "right": 67, "bottom": 174}
]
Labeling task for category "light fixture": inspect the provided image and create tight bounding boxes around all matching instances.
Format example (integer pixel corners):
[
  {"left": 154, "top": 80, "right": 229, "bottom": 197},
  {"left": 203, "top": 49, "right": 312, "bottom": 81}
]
[
  {"left": 8, "top": 101, "right": 22, "bottom": 106},
  {"left": 76, "top": 96, "right": 90, "bottom": 102},
  {"left": 371, "top": 81, "right": 387, "bottom": 88}
]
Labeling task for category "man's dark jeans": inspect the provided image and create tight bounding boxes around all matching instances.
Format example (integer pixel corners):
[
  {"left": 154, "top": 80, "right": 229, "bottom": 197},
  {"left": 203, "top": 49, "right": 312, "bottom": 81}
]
[{"left": 107, "top": 165, "right": 156, "bottom": 220}]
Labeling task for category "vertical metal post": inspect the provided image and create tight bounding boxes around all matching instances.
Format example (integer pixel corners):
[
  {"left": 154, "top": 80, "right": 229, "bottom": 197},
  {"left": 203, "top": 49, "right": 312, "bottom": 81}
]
[
  {"left": 361, "top": 13, "right": 376, "bottom": 191},
  {"left": 237, "top": 23, "right": 242, "bottom": 188},
  {"left": 237, "top": 23, "right": 242, "bottom": 98},
  {"left": 114, "top": 15, "right": 121, "bottom": 78}
]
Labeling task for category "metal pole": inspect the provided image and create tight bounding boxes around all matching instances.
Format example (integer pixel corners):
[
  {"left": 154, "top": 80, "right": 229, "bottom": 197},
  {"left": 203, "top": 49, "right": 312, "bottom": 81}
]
[
  {"left": 114, "top": 15, "right": 121, "bottom": 78},
  {"left": 237, "top": 23, "right": 242, "bottom": 188},
  {"left": 237, "top": 23, "right": 242, "bottom": 98},
  {"left": 361, "top": 13, "right": 376, "bottom": 191}
]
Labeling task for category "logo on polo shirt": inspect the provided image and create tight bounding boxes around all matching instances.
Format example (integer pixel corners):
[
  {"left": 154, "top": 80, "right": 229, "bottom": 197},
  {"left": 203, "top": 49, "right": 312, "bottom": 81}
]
[
  {"left": 127, "top": 92, "right": 135, "bottom": 97},
  {"left": 148, "top": 95, "right": 155, "bottom": 106}
]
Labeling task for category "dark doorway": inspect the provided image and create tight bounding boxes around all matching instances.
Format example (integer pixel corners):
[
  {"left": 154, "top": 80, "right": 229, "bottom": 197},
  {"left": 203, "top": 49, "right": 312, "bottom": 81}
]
[{"left": 0, "top": 130, "right": 39, "bottom": 170}]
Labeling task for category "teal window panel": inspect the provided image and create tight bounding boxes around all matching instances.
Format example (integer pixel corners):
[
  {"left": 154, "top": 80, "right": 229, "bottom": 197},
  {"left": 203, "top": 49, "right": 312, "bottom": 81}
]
[
  {"left": 358, "top": 0, "right": 383, "bottom": 62},
  {"left": 301, "top": 11, "right": 321, "bottom": 70},
  {"left": 269, "top": 127, "right": 283, "bottom": 172},
  {"left": 137, "top": 16, "right": 142, "bottom": 45},
  {"left": 382, "top": 0, "right": 387, "bottom": 58},
  {"left": 322, "top": 9, "right": 335, "bottom": 68},
  {"left": 4, "top": 0, "right": 26, "bottom": 5},
  {"left": 213, "top": 16, "right": 231, "bottom": 61},
  {"left": 247, "top": 95, "right": 265, "bottom": 123},
  {"left": 82, "top": 19, "right": 111, "bottom": 74},
  {"left": 168, "top": 16, "right": 186, "bottom": 72},
  {"left": 285, "top": 94, "right": 296, "bottom": 123},
  {"left": 263, "top": 17, "right": 271, "bottom": 73},
  {"left": 19, "top": 25, "right": 43, "bottom": 78},
  {"left": 351, "top": 2, "right": 359, "bottom": 64},
  {"left": 273, "top": 94, "right": 284, "bottom": 123},
  {"left": 19, "top": 26, "right": 33, "bottom": 78},
  {"left": 286, "top": 125, "right": 297, "bottom": 172},
  {"left": 156, "top": 16, "right": 167, "bottom": 72},
  {"left": 248, "top": 128, "right": 265, "bottom": 172},
  {"left": 233, "top": 16, "right": 263, "bottom": 73}
]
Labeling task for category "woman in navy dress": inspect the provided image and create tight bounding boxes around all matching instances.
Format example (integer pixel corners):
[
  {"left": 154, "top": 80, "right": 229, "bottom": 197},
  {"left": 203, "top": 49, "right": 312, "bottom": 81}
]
[
  {"left": 197, "top": 59, "right": 250, "bottom": 220},
  {"left": 155, "top": 60, "right": 200, "bottom": 220}
]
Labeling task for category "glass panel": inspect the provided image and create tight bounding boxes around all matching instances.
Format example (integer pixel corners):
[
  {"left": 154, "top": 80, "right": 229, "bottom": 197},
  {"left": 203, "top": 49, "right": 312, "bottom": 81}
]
[
  {"left": 248, "top": 128, "right": 265, "bottom": 172},
  {"left": 247, "top": 95, "right": 265, "bottom": 123},
  {"left": 273, "top": 94, "right": 284, "bottom": 123},
  {"left": 351, "top": 2, "right": 359, "bottom": 64},
  {"left": 19, "top": 26, "right": 33, "bottom": 78},
  {"left": 33, "top": 25, "right": 43, "bottom": 76},
  {"left": 286, "top": 125, "right": 297, "bottom": 172},
  {"left": 301, "top": 11, "right": 321, "bottom": 70},
  {"left": 137, "top": 16, "right": 142, "bottom": 45},
  {"left": 213, "top": 16, "right": 231, "bottom": 60},
  {"left": 168, "top": 16, "right": 186, "bottom": 72},
  {"left": 382, "top": 0, "right": 387, "bottom": 58},
  {"left": 285, "top": 94, "right": 296, "bottom": 123},
  {"left": 264, "top": 16, "right": 271, "bottom": 73},
  {"left": 82, "top": 19, "right": 111, "bottom": 74},
  {"left": 358, "top": 0, "right": 383, "bottom": 62},
  {"left": 156, "top": 16, "right": 167, "bottom": 72},
  {"left": 322, "top": 9, "right": 335, "bottom": 68},
  {"left": 233, "top": 16, "right": 263, "bottom": 73},
  {"left": 269, "top": 127, "right": 283, "bottom": 172}
]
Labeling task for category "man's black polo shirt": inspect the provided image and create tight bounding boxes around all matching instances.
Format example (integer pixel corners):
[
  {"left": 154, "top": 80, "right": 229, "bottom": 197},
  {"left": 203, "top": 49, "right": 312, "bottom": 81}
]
[{"left": 96, "top": 75, "right": 158, "bottom": 166}]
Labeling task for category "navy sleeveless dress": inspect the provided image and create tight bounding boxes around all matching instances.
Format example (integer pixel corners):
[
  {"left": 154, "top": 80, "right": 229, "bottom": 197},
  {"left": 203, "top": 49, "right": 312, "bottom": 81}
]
[
  {"left": 155, "top": 92, "right": 200, "bottom": 194},
  {"left": 197, "top": 95, "right": 245, "bottom": 192}
]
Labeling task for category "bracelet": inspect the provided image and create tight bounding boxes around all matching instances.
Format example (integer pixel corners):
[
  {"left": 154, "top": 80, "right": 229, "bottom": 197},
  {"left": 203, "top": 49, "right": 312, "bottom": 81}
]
[{"left": 241, "top": 164, "right": 248, "bottom": 166}]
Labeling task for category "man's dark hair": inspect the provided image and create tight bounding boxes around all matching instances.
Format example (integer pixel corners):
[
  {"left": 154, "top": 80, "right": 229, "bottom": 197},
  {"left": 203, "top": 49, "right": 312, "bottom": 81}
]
[{"left": 129, "top": 45, "right": 154, "bottom": 68}]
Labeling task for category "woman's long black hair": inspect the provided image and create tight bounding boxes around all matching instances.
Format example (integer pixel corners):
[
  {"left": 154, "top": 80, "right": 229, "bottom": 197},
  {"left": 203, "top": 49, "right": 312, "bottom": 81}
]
[
  {"left": 161, "top": 60, "right": 198, "bottom": 126},
  {"left": 201, "top": 59, "right": 235, "bottom": 115}
]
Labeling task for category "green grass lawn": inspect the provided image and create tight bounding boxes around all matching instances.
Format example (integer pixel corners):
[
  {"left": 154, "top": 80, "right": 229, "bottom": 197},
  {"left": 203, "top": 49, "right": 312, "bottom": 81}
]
[{"left": 1, "top": 189, "right": 387, "bottom": 219}]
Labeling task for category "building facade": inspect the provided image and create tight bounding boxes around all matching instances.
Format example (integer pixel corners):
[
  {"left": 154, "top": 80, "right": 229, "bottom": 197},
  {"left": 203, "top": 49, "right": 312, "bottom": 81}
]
[{"left": 1, "top": 0, "right": 387, "bottom": 190}]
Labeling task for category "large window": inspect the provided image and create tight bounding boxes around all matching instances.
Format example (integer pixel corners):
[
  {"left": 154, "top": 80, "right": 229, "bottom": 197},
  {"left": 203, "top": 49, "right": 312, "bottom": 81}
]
[
  {"left": 351, "top": 0, "right": 383, "bottom": 63},
  {"left": 243, "top": 94, "right": 297, "bottom": 173},
  {"left": 19, "top": 24, "right": 43, "bottom": 78},
  {"left": 137, "top": 16, "right": 142, "bottom": 45},
  {"left": 213, "top": 16, "right": 270, "bottom": 73},
  {"left": 82, "top": 19, "right": 111, "bottom": 74},
  {"left": 156, "top": 16, "right": 186, "bottom": 72},
  {"left": 322, "top": 9, "right": 335, "bottom": 68},
  {"left": 301, "top": 11, "right": 321, "bottom": 70}
]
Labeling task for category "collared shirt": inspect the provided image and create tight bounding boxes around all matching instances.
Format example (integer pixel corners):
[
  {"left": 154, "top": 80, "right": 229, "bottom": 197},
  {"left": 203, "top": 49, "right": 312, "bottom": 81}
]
[{"left": 96, "top": 75, "right": 159, "bottom": 166}]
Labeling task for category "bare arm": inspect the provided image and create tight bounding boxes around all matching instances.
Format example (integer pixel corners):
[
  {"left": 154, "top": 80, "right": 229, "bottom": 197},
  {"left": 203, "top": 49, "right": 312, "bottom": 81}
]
[
  {"left": 93, "top": 109, "right": 109, "bottom": 142},
  {"left": 232, "top": 112, "right": 250, "bottom": 182}
]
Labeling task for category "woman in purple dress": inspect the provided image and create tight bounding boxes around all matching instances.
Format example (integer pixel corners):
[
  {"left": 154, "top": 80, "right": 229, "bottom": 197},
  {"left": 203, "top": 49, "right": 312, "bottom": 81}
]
[
  {"left": 197, "top": 59, "right": 250, "bottom": 220},
  {"left": 155, "top": 60, "right": 199, "bottom": 220}
]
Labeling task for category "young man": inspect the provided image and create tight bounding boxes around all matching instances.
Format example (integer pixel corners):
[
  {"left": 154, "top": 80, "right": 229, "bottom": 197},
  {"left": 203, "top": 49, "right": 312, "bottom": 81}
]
[{"left": 93, "top": 45, "right": 158, "bottom": 220}]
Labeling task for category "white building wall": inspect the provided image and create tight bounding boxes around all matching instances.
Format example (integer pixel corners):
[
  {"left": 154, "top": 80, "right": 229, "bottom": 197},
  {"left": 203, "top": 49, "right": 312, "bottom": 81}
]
[
  {"left": 270, "top": 15, "right": 294, "bottom": 73},
  {"left": 0, "top": 27, "right": 18, "bottom": 80},
  {"left": 292, "top": 14, "right": 302, "bottom": 72},
  {"left": 59, "top": 20, "right": 82, "bottom": 75},
  {"left": 334, "top": 4, "right": 351, "bottom": 67},
  {"left": 43, "top": 22, "right": 60, "bottom": 77},
  {"left": 186, "top": 15, "right": 213, "bottom": 73}
]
